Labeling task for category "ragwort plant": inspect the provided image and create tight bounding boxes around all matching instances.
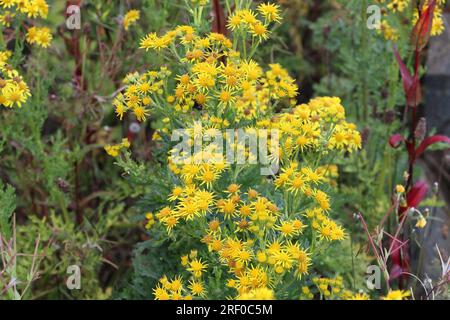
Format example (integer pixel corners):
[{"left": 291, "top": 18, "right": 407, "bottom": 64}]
[{"left": 108, "top": 0, "right": 382, "bottom": 300}]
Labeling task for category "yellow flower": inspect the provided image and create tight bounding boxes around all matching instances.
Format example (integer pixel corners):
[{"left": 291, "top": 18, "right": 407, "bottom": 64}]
[
  {"left": 186, "top": 258, "right": 208, "bottom": 278},
  {"left": 247, "top": 188, "right": 258, "bottom": 199},
  {"left": 133, "top": 106, "right": 149, "bottom": 122},
  {"left": 217, "top": 198, "right": 237, "bottom": 219},
  {"left": 26, "top": 26, "right": 39, "bottom": 44},
  {"left": 2, "top": 83, "right": 27, "bottom": 107},
  {"left": 0, "top": 0, "right": 15, "bottom": 9},
  {"left": 387, "top": 0, "right": 409, "bottom": 12},
  {"left": 240, "top": 9, "right": 258, "bottom": 25},
  {"left": 168, "top": 186, "right": 184, "bottom": 202},
  {"left": 115, "top": 103, "right": 127, "bottom": 120},
  {"left": 161, "top": 215, "right": 179, "bottom": 233},
  {"left": 227, "top": 183, "right": 240, "bottom": 194},
  {"left": 257, "top": 3, "right": 281, "bottom": 23},
  {"left": 237, "top": 287, "right": 275, "bottom": 300},
  {"left": 123, "top": 10, "right": 140, "bottom": 31},
  {"left": 153, "top": 284, "right": 170, "bottom": 300},
  {"left": 350, "top": 292, "right": 370, "bottom": 300},
  {"left": 35, "top": 26, "right": 52, "bottom": 48},
  {"left": 275, "top": 221, "right": 301, "bottom": 237},
  {"left": 382, "top": 290, "right": 411, "bottom": 300},
  {"left": 0, "top": 11, "right": 15, "bottom": 27},
  {"left": 287, "top": 174, "right": 307, "bottom": 195},
  {"left": 250, "top": 22, "right": 270, "bottom": 41},
  {"left": 170, "top": 275, "right": 183, "bottom": 292},
  {"left": 218, "top": 90, "right": 235, "bottom": 104},
  {"left": 380, "top": 21, "right": 399, "bottom": 41},
  {"left": 26, "top": 26, "right": 52, "bottom": 48},
  {"left": 104, "top": 138, "right": 130, "bottom": 158},
  {"left": 396, "top": 185, "right": 405, "bottom": 194},
  {"left": 140, "top": 33, "right": 173, "bottom": 51},
  {"left": 181, "top": 255, "right": 189, "bottom": 266},
  {"left": 121, "top": 138, "right": 131, "bottom": 148},
  {"left": 145, "top": 212, "right": 155, "bottom": 229},
  {"left": 256, "top": 251, "right": 267, "bottom": 263},
  {"left": 188, "top": 280, "right": 206, "bottom": 297},
  {"left": 24, "top": 0, "right": 49, "bottom": 18},
  {"left": 416, "top": 216, "right": 427, "bottom": 229},
  {"left": 226, "top": 279, "right": 236, "bottom": 288}
]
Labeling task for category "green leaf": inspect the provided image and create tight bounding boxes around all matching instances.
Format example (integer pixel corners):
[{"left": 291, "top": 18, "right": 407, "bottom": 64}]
[{"left": 0, "top": 183, "right": 16, "bottom": 240}]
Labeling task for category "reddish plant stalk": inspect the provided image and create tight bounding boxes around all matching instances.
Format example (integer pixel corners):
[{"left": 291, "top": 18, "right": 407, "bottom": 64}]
[
  {"left": 387, "top": 0, "right": 450, "bottom": 288},
  {"left": 62, "top": 0, "right": 86, "bottom": 91}
]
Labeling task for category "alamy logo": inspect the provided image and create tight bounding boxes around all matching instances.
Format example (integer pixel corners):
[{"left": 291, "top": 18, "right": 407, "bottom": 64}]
[
  {"left": 171, "top": 125, "right": 280, "bottom": 176},
  {"left": 366, "top": 265, "right": 381, "bottom": 290},
  {"left": 66, "top": 265, "right": 81, "bottom": 290},
  {"left": 367, "top": 5, "right": 381, "bottom": 30},
  {"left": 66, "top": 5, "right": 81, "bottom": 30}
]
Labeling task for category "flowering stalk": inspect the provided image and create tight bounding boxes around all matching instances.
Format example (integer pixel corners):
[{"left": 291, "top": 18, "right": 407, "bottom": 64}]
[
  {"left": 382, "top": 0, "right": 450, "bottom": 288},
  {"left": 391, "top": 0, "right": 450, "bottom": 190}
]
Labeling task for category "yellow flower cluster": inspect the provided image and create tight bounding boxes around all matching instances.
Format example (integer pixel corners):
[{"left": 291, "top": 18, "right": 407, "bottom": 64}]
[
  {"left": 0, "top": 1, "right": 50, "bottom": 109},
  {"left": 120, "top": 33, "right": 298, "bottom": 122},
  {"left": 104, "top": 138, "right": 130, "bottom": 157},
  {"left": 114, "top": 5, "right": 295, "bottom": 124},
  {"left": 113, "top": 68, "right": 171, "bottom": 122},
  {"left": 153, "top": 249, "right": 273, "bottom": 300},
  {"left": 300, "top": 277, "right": 372, "bottom": 300},
  {"left": 144, "top": 212, "right": 155, "bottom": 230},
  {"left": 151, "top": 162, "right": 349, "bottom": 299},
  {"left": 386, "top": 0, "right": 409, "bottom": 12},
  {"left": 139, "top": 25, "right": 197, "bottom": 52},
  {"left": 0, "top": 51, "right": 31, "bottom": 108},
  {"left": 237, "top": 287, "right": 275, "bottom": 300},
  {"left": 26, "top": 26, "right": 52, "bottom": 48},
  {"left": 264, "top": 97, "right": 361, "bottom": 161},
  {"left": 273, "top": 164, "right": 347, "bottom": 243},
  {"left": 0, "top": 0, "right": 48, "bottom": 18},
  {"left": 377, "top": 0, "right": 447, "bottom": 41},
  {"left": 153, "top": 250, "right": 208, "bottom": 300},
  {"left": 111, "top": 0, "right": 363, "bottom": 300},
  {"left": 228, "top": 3, "right": 282, "bottom": 40},
  {"left": 380, "top": 20, "right": 400, "bottom": 41},
  {"left": 0, "top": 7, "right": 14, "bottom": 26},
  {"left": 123, "top": 9, "right": 140, "bottom": 31},
  {"left": 0, "top": 0, "right": 51, "bottom": 48},
  {"left": 313, "top": 277, "right": 345, "bottom": 298},
  {"left": 104, "top": 2, "right": 294, "bottom": 142}
]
